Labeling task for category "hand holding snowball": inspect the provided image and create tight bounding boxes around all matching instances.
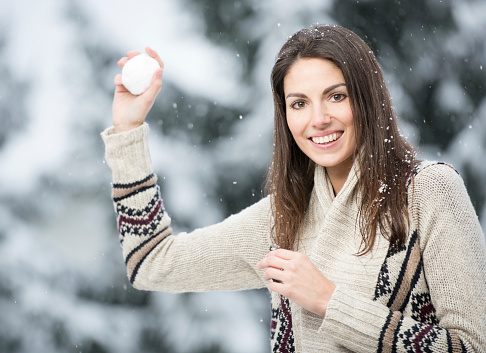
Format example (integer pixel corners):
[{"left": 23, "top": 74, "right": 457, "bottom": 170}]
[
  {"left": 113, "top": 47, "right": 163, "bottom": 133},
  {"left": 122, "top": 53, "right": 161, "bottom": 95}
]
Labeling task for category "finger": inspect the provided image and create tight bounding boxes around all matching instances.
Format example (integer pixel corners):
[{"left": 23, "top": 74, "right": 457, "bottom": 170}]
[
  {"left": 115, "top": 84, "right": 128, "bottom": 93},
  {"left": 145, "top": 47, "right": 164, "bottom": 70},
  {"left": 267, "top": 248, "right": 297, "bottom": 260},
  {"left": 267, "top": 280, "right": 286, "bottom": 295},
  {"left": 264, "top": 268, "right": 285, "bottom": 282},
  {"left": 140, "top": 68, "right": 163, "bottom": 101},
  {"left": 117, "top": 56, "right": 129, "bottom": 67},
  {"left": 114, "top": 73, "right": 123, "bottom": 86},
  {"left": 118, "top": 50, "right": 141, "bottom": 67},
  {"left": 257, "top": 255, "right": 287, "bottom": 270},
  {"left": 114, "top": 74, "right": 130, "bottom": 93},
  {"left": 127, "top": 50, "right": 141, "bottom": 58}
]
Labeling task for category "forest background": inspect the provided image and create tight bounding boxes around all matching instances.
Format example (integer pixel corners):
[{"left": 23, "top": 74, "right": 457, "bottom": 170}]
[{"left": 1, "top": 0, "right": 485, "bottom": 352}]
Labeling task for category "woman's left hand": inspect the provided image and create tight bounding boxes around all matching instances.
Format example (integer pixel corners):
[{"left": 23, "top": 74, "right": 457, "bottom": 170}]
[{"left": 256, "top": 249, "right": 336, "bottom": 317}]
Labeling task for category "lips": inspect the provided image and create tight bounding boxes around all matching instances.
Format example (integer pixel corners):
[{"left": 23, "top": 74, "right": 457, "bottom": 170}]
[{"left": 310, "top": 132, "right": 343, "bottom": 145}]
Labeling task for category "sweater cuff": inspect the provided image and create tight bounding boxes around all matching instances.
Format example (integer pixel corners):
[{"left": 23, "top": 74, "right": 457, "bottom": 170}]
[
  {"left": 319, "top": 286, "right": 389, "bottom": 352},
  {"left": 101, "top": 123, "right": 154, "bottom": 184}
]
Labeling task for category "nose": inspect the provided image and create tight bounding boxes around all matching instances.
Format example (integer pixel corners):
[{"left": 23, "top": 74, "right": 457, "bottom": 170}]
[{"left": 311, "top": 103, "right": 331, "bottom": 127}]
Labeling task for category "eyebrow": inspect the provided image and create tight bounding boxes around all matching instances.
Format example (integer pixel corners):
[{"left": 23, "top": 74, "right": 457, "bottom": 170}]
[{"left": 285, "top": 83, "right": 346, "bottom": 99}]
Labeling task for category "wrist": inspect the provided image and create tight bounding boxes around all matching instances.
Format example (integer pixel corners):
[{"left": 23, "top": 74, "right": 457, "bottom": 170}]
[
  {"left": 113, "top": 122, "right": 143, "bottom": 133},
  {"left": 319, "top": 281, "right": 336, "bottom": 317}
]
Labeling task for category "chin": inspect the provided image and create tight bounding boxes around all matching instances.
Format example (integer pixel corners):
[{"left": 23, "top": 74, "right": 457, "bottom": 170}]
[{"left": 311, "top": 155, "right": 354, "bottom": 170}]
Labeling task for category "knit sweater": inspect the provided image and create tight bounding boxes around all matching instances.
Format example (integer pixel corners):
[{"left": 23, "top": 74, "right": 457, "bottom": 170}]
[{"left": 102, "top": 123, "right": 486, "bottom": 352}]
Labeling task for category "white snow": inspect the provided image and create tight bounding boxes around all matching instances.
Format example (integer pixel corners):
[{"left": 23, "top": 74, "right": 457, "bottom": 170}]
[{"left": 121, "top": 54, "right": 160, "bottom": 95}]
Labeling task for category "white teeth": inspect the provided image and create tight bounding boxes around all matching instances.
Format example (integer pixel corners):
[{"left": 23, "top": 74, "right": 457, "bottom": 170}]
[{"left": 312, "top": 133, "right": 341, "bottom": 144}]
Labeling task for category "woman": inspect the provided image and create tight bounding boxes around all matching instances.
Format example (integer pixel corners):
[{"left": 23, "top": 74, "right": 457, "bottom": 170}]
[{"left": 102, "top": 24, "right": 486, "bottom": 352}]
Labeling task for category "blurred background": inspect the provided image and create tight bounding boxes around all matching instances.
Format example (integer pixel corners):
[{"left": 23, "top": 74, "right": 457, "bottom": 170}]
[{"left": 0, "top": 0, "right": 485, "bottom": 352}]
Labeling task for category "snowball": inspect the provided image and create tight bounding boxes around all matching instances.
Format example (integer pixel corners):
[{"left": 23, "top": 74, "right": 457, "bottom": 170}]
[{"left": 121, "top": 54, "right": 160, "bottom": 95}]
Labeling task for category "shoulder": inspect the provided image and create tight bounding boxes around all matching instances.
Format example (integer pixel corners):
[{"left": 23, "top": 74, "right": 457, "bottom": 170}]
[
  {"left": 408, "top": 161, "right": 477, "bottom": 231},
  {"left": 409, "top": 160, "right": 464, "bottom": 198},
  {"left": 411, "top": 160, "right": 460, "bottom": 181},
  {"left": 408, "top": 160, "right": 472, "bottom": 229},
  {"left": 408, "top": 161, "right": 480, "bottom": 246}
]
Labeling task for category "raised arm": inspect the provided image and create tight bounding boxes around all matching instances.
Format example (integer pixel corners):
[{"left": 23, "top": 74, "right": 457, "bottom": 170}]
[{"left": 102, "top": 51, "right": 271, "bottom": 293}]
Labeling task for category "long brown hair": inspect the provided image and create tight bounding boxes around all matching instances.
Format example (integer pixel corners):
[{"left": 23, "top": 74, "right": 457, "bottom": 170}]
[{"left": 266, "top": 24, "right": 416, "bottom": 254}]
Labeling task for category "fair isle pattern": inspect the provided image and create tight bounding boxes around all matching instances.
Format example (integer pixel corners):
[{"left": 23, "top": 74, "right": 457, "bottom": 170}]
[
  {"left": 113, "top": 173, "right": 158, "bottom": 201},
  {"left": 114, "top": 173, "right": 164, "bottom": 240},
  {"left": 103, "top": 126, "right": 486, "bottom": 352},
  {"left": 409, "top": 293, "right": 438, "bottom": 325},
  {"left": 125, "top": 226, "right": 172, "bottom": 284},
  {"left": 376, "top": 230, "right": 424, "bottom": 313},
  {"left": 374, "top": 162, "right": 468, "bottom": 353},
  {"left": 116, "top": 192, "right": 163, "bottom": 238},
  {"left": 113, "top": 173, "right": 172, "bottom": 284},
  {"left": 271, "top": 296, "right": 295, "bottom": 353}
]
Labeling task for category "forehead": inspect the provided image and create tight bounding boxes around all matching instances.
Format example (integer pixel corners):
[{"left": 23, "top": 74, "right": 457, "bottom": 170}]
[{"left": 284, "top": 58, "right": 345, "bottom": 91}]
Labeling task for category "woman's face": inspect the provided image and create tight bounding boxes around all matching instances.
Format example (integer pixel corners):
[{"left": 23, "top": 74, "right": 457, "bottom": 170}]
[{"left": 284, "top": 58, "right": 356, "bottom": 176}]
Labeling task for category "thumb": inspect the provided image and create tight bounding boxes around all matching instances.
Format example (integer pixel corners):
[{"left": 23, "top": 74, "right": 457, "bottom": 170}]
[
  {"left": 114, "top": 73, "right": 129, "bottom": 93},
  {"left": 142, "top": 68, "right": 163, "bottom": 101}
]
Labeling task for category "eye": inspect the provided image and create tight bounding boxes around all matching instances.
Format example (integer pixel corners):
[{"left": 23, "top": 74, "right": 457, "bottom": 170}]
[
  {"left": 330, "top": 93, "right": 346, "bottom": 102},
  {"left": 290, "top": 100, "right": 307, "bottom": 110}
]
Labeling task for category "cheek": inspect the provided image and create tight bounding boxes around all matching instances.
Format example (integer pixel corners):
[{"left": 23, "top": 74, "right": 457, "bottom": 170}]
[
  {"left": 286, "top": 113, "right": 306, "bottom": 137},
  {"left": 286, "top": 120, "right": 300, "bottom": 142},
  {"left": 341, "top": 107, "right": 355, "bottom": 132},
  {"left": 346, "top": 120, "right": 357, "bottom": 150}
]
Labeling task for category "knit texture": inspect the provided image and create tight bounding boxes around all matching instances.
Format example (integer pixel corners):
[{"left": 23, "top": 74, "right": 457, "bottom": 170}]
[{"left": 102, "top": 124, "right": 486, "bottom": 352}]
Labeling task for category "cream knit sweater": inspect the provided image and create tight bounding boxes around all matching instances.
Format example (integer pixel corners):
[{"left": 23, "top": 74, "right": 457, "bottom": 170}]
[{"left": 102, "top": 123, "right": 486, "bottom": 352}]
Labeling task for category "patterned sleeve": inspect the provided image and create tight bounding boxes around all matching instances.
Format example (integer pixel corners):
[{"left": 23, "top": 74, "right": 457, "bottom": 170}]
[
  {"left": 318, "top": 162, "right": 486, "bottom": 352},
  {"left": 101, "top": 123, "right": 271, "bottom": 293},
  {"left": 406, "top": 162, "right": 486, "bottom": 351}
]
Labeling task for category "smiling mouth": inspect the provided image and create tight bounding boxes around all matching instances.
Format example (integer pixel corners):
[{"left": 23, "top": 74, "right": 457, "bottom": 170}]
[{"left": 310, "top": 132, "right": 343, "bottom": 145}]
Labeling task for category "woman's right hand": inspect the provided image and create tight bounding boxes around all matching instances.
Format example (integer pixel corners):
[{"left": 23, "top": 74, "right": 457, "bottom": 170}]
[{"left": 112, "top": 47, "right": 164, "bottom": 133}]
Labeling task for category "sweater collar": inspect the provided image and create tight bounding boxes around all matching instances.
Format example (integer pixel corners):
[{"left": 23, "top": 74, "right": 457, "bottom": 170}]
[{"left": 313, "top": 159, "right": 360, "bottom": 209}]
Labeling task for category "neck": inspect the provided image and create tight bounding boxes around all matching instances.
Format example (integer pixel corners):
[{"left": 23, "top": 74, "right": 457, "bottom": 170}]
[{"left": 326, "top": 160, "right": 354, "bottom": 196}]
